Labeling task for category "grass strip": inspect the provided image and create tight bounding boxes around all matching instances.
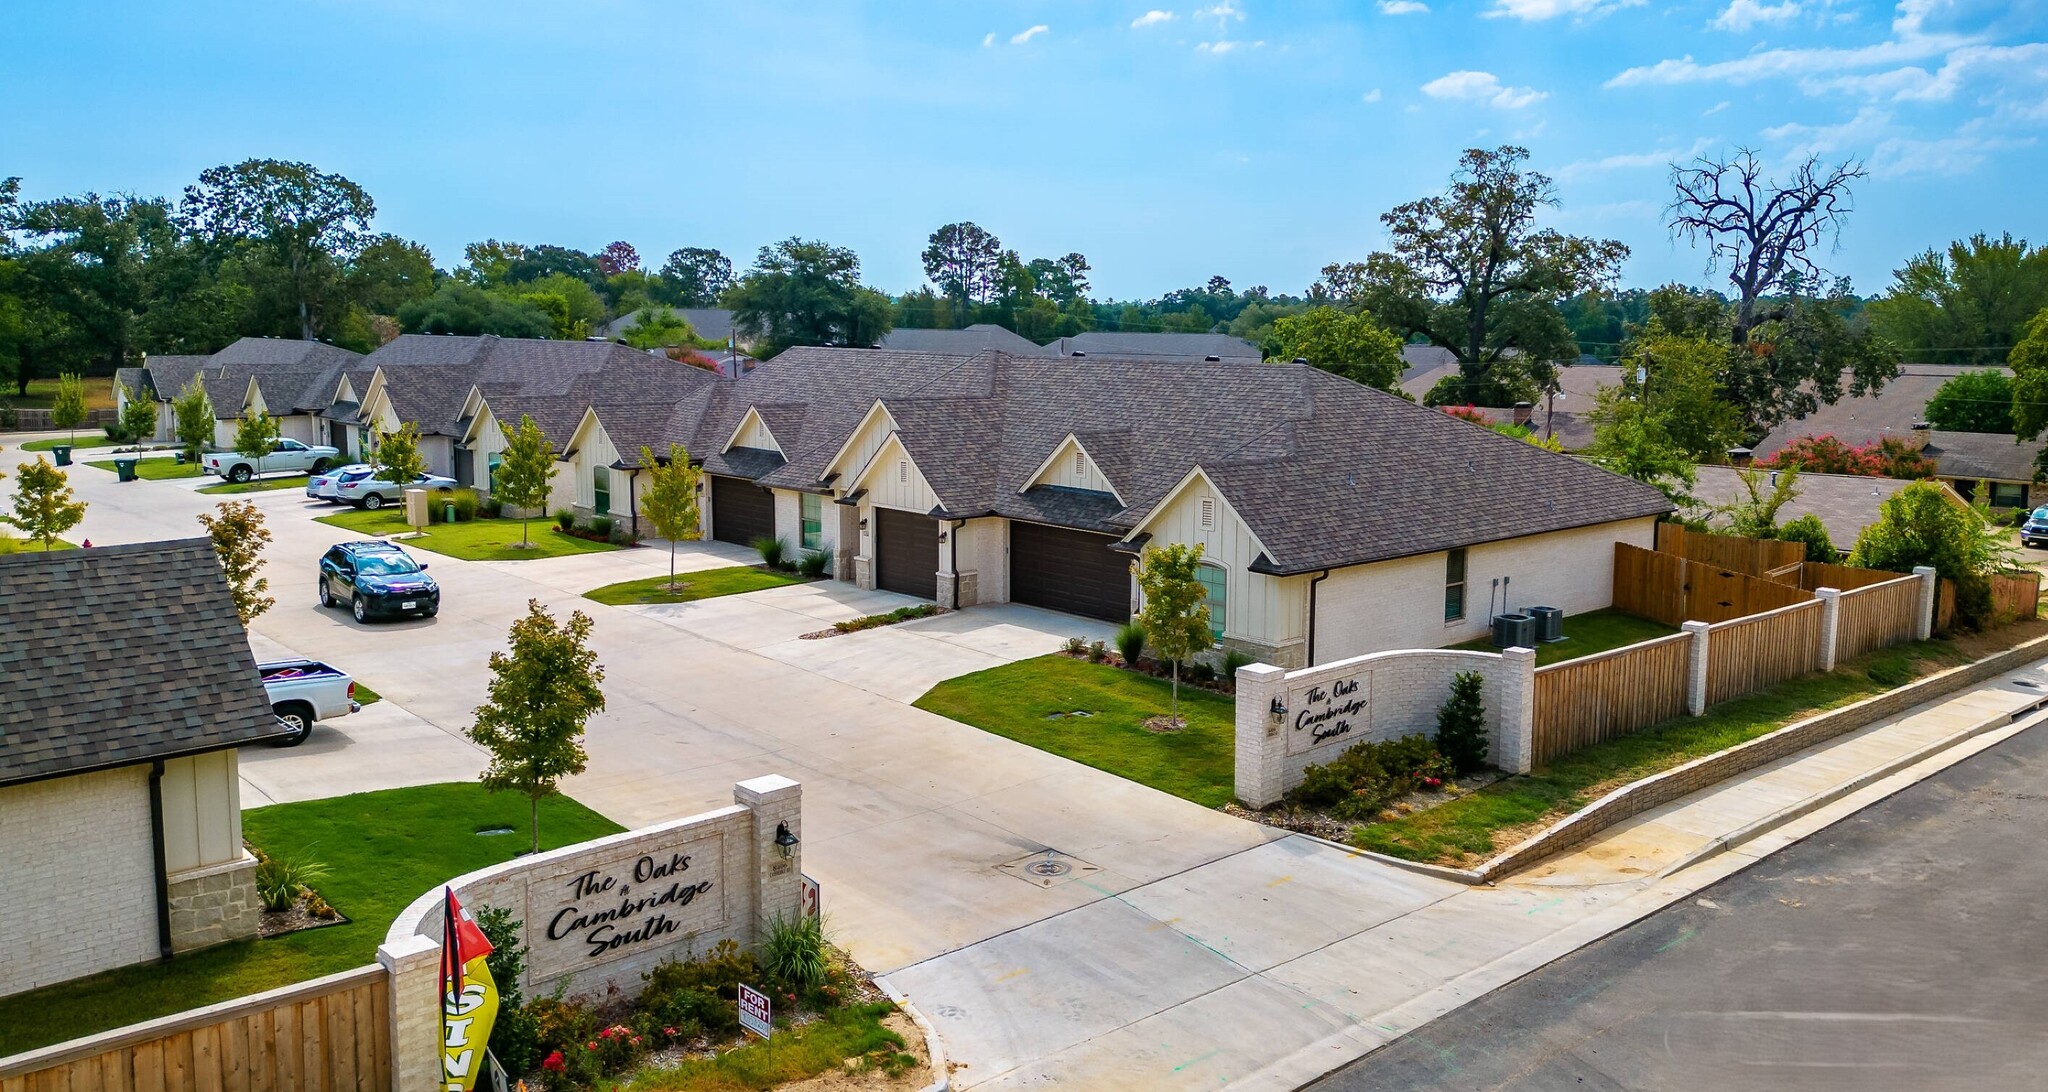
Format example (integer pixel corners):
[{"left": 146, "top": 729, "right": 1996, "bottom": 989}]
[
  {"left": 584, "top": 566, "right": 810, "bottom": 605},
  {"left": 626, "top": 1002, "right": 910, "bottom": 1090}
]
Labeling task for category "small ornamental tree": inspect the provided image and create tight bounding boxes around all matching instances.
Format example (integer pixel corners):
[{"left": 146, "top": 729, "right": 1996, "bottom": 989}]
[
  {"left": 197, "top": 500, "right": 274, "bottom": 625},
  {"left": 1776, "top": 513, "right": 1837, "bottom": 562},
  {"left": 174, "top": 376, "right": 214, "bottom": 461},
  {"left": 11, "top": 457, "right": 85, "bottom": 551},
  {"left": 117, "top": 381, "right": 156, "bottom": 443},
  {"left": 468, "top": 599, "right": 607, "bottom": 854},
  {"left": 1850, "top": 479, "right": 2012, "bottom": 626},
  {"left": 1134, "top": 542, "right": 1212, "bottom": 717},
  {"left": 50, "top": 372, "right": 86, "bottom": 444},
  {"left": 1723, "top": 466, "right": 1800, "bottom": 539},
  {"left": 370, "top": 421, "right": 427, "bottom": 492},
  {"left": 639, "top": 443, "right": 703, "bottom": 589},
  {"left": 493, "top": 415, "right": 555, "bottom": 546},
  {"left": 1434, "top": 670, "right": 1489, "bottom": 775},
  {"left": 233, "top": 410, "right": 281, "bottom": 478}
]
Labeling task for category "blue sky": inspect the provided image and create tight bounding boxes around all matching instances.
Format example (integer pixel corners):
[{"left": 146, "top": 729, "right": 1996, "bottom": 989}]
[{"left": 3, "top": 0, "right": 2044, "bottom": 300}]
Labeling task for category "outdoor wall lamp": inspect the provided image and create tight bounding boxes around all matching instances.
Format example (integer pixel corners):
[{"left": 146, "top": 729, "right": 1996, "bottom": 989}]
[
  {"left": 1270, "top": 697, "right": 1287, "bottom": 720},
  {"left": 937, "top": 530, "right": 948, "bottom": 543},
  {"left": 858, "top": 518, "right": 869, "bottom": 530},
  {"left": 775, "top": 822, "right": 800, "bottom": 860}
]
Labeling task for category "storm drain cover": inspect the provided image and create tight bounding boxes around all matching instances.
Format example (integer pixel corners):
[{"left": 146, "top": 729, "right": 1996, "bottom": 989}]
[{"left": 997, "top": 849, "right": 1102, "bottom": 889}]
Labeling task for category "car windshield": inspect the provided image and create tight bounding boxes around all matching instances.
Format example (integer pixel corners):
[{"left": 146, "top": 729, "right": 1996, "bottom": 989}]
[{"left": 353, "top": 554, "right": 420, "bottom": 576}]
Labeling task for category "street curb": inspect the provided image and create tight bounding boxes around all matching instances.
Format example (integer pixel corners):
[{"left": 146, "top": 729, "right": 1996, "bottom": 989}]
[
  {"left": 878, "top": 978, "right": 949, "bottom": 1092},
  {"left": 1656, "top": 698, "right": 2048, "bottom": 879},
  {"left": 1290, "top": 830, "right": 1486, "bottom": 885}
]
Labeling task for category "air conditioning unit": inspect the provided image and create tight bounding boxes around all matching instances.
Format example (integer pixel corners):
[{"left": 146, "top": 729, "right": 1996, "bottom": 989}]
[
  {"left": 1529, "top": 605, "right": 1564, "bottom": 642},
  {"left": 1491, "top": 613, "right": 1536, "bottom": 649}
]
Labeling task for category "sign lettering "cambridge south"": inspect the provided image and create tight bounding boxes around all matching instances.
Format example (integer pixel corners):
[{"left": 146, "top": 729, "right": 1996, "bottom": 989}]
[
  {"left": 528, "top": 833, "right": 728, "bottom": 978},
  {"left": 1289, "top": 675, "right": 1368, "bottom": 756}
]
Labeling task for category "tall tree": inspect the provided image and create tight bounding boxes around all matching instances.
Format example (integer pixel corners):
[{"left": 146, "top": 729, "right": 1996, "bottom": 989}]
[
  {"left": 180, "top": 159, "right": 375, "bottom": 340},
  {"left": 2006, "top": 309, "right": 2048, "bottom": 446},
  {"left": 1866, "top": 234, "right": 2048, "bottom": 366},
  {"left": 1924, "top": 369, "right": 2016, "bottom": 434},
  {"left": 197, "top": 500, "right": 274, "bottom": 625},
  {"left": 493, "top": 415, "right": 555, "bottom": 547},
  {"left": 727, "top": 238, "right": 894, "bottom": 356},
  {"left": 396, "top": 283, "right": 553, "bottom": 339},
  {"left": 459, "top": 239, "right": 525, "bottom": 287},
  {"left": 346, "top": 234, "right": 438, "bottom": 316},
  {"left": 658, "top": 247, "right": 733, "bottom": 307},
  {"left": 10, "top": 457, "right": 85, "bottom": 551},
  {"left": 921, "top": 222, "right": 1004, "bottom": 314},
  {"left": 1269, "top": 307, "right": 1404, "bottom": 390},
  {"left": 468, "top": 599, "right": 606, "bottom": 853},
  {"left": 50, "top": 371, "right": 86, "bottom": 444},
  {"left": 620, "top": 307, "right": 704, "bottom": 350},
  {"left": 10, "top": 192, "right": 160, "bottom": 373},
  {"left": 595, "top": 241, "right": 640, "bottom": 277},
  {"left": 232, "top": 409, "right": 280, "bottom": 478},
  {"left": 1134, "top": 543, "right": 1213, "bottom": 718},
  {"left": 173, "top": 375, "right": 214, "bottom": 459},
  {"left": 1617, "top": 330, "right": 1743, "bottom": 460},
  {"left": 1322, "top": 147, "right": 1627, "bottom": 406},
  {"left": 1586, "top": 385, "right": 1697, "bottom": 507},
  {"left": 638, "top": 443, "right": 703, "bottom": 591}
]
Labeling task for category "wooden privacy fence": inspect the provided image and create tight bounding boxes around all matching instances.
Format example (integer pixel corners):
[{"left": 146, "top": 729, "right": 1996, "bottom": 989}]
[
  {"left": 1613, "top": 543, "right": 1813, "bottom": 627},
  {"left": 1656, "top": 522, "right": 1806, "bottom": 578},
  {"left": 1835, "top": 576, "right": 1924, "bottom": 662},
  {"left": 1934, "top": 570, "right": 2042, "bottom": 633},
  {"left": 1706, "top": 600, "right": 1826, "bottom": 705},
  {"left": 1531, "top": 632, "right": 1692, "bottom": 766},
  {"left": 0, "top": 965, "right": 390, "bottom": 1092},
  {"left": 1797, "top": 561, "right": 1904, "bottom": 592}
]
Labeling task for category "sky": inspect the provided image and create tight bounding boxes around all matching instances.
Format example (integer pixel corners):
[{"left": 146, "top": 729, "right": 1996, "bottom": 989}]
[{"left": 3, "top": 0, "right": 2045, "bottom": 301}]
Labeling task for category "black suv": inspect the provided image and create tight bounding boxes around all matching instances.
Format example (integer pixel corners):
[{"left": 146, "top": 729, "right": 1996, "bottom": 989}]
[{"left": 319, "top": 541, "right": 440, "bottom": 623}]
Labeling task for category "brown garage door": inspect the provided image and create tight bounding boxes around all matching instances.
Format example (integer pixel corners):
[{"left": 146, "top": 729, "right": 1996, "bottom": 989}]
[
  {"left": 1010, "top": 521, "right": 1130, "bottom": 622},
  {"left": 875, "top": 508, "right": 938, "bottom": 600},
  {"left": 711, "top": 475, "right": 775, "bottom": 546}
]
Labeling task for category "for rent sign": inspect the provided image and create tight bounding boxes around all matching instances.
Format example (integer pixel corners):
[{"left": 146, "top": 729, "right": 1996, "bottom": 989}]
[
  {"left": 738, "top": 983, "right": 772, "bottom": 1040},
  {"left": 525, "top": 833, "right": 728, "bottom": 980},
  {"left": 1286, "top": 670, "right": 1371, "bottom": 756}
]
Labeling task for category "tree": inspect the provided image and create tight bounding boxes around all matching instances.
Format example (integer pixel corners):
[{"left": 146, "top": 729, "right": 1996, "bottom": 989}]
[
  {"left": 180, "top": 160, "right": 375, "bottom": 340},
  {"left": 173, "top": 375, "right": 214, "bottom": 460},
  {"left": 1586, "top": 385, "right": 1697, "bottom": 506},
  {"left": 2005, "top": 309, "right": 2048, "bottom": 441},
  {"left": 493, "top": 415, "right": 555, "bottom": 547},
  {"left": 396, "top": 283, "right": 553, "bottom": 338},
  {"left": 1619, "top": 330, "right": 1743, "bottom": 460},
  {"left": 1721, "top": 466, "right": 1800, "bottom": 538},
  {"left": 197, "top": 500, "right": 274, "bottom": 625},
  {"left": 1269, "top": 307, "right": 1404, "bottom": 390},
  {"left": 232, "top": 409, "right": 280, "bottom": 477},
  {"left": 370, "top": 422, "right": 426, "bottom": 493},
  {"left": 921, "top": 222, "right": 1004, "bottom": 313},
  {"left": 468, "top": 599, "right": 606, "bottom": 853},
  {"left": 1323, "top": 147, "right": 1628, "bottom": 405},
  {"left": 1866, "top": 234, "right": 2048, "bottom": 366},
  {"left": 1775, "top": 514, "right": 1837, "bottom": 562},
  {"left": 596, "top": 241, "right": 640, "bottom": 278},
  {"left": 116, "top": 378, "right": 155, "bottom": 441},
  {"left": 1923, "top": 369, "right": 2016, "bottom": 434},
  {"left": 620, "top": 307, "right": 705, "bottom": 349},
  {"left": 346, "top": 234, "right": 438, "bottom": 316},
  {"left": 727, "top": 238, "right": 895, "bottom": 356},
  {"left": 639, "top": 444, "right": 703, "bottom": 590},
  {"left": 1134, "top": 543, "right": 1212, "bottom": 717},
  {"left": 10, "top": 457, "right": 85, "bottom": 551},
  {"left": 1434, "top": 671, "right": 1488, "bottom": 775},
  {"left": 1850, "top": 480, "right": 2011, "bottom": 626},
  {"left": 459, "top": 239, "right": 525, "bottom": 287},
  {"left": 658, "top": 247, "right": 733, "bottom": 307},
  {"left": 50, "top": 371, "right": 86, "bottom": 444}
]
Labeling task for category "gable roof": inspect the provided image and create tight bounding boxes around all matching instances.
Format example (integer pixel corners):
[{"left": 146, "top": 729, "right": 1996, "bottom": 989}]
[
  {"left": 1918, "top": 430, "right": 2045, "bottom": 483},
  {"left": 1687, "top": 467, "right": 1944, "bottom": 547},
  {"left": 1754, "top": 365, "right": 2007, "bottom": 458},
  {"left": 363, "top": 335, "right": 687, "bottom": 436},
  {"left": 139, "top": 355, "right": 214, "bottom": 402},
  {"left": 0, "top": 539, "right": 287, "bottom": 787},
  {"left": 1046, "top": 331, "right": 1262, "bottom": 361},
  {"left": 599, "top": 307, "right": 736, "bottom": 343},
  {"left": 878, "top": 324, "right": 1052, "bottom": 355}
]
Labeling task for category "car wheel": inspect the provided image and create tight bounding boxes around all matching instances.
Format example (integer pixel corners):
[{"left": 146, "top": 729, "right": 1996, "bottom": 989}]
[
  {"left": 352, "top": 595, "right": 369, "bottom": 623},
  {"left": 363, "top": 492, "right": 385, "bottom": 510},
  {"left": 319, "top": 577, "right": 335, "bottom": 608},
  {"left": 271, "top": 704, "right": 316, "bottom": 747},
  {"left": 311, "top": 458, "right": 331, "bottom": 475},
  {"left": 230, "top": 464, "right": 253, "bottom": 483}
]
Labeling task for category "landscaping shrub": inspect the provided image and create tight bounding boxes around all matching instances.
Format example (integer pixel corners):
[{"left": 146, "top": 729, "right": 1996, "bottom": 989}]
[
  {"left": 451, "top": 488, "right": 480, "bottom": 522},
  {"left": 1434, "top": 670, "right": 1490, "bottom": 775},
  {"left": 1115, "top": 621, "right": 1147, "bottom": 665},
  {"left": 103, "top": 422, "right": 132, "bottom": 443},
  {"left": 587, "top": 515, "right": 614, "bottom": 541},
  {"left": 761, "top": 913, "right": 828, "bottom": 993},
  {"left": 1851, "top": 479, "right": 2011, "bottom": 626},
  {"left": 1774, "top": 513, "right": 1837, "bottom": 562},
  {"left": 476, "top": 906, "right": 541, "bottom": 1077},
  {"left": 252, "top": 850, "right": 330, "bottom": 912},
  {"left": 1088, "top": 640, "right": 1108, "bottom": 663},
  {"left": 1185, "top": 659, "right": 1217, "bottom": 684},
  {"left": 1063, "top": 636, "right": 1088, "bottom": 654},
  {"left": 1223, "top": 649, "right": 1255, "bottom": 677},
  {"left": 480, "top": 493, "right": 503, "bottom": 518},
  {"left": 832, "top": 604, "right": 940, "bottom": 634},
  {"left": 609, "top": 520, "right": 636, "bottom": 545},
  {"left": 798, "top": 548, "right": 832, "bottom": 577},
  {"left": 754, "top": 534, "right": 789, "bottom": 569},
  {"left": 554, "top": 508, "right": 576, "bottom": 531},
  {"left": 1285, "top": 734, "right": 1446, "bottom": 820},
  {"left": 528, "top": 995, "right": 601, "bottom": 1060}
]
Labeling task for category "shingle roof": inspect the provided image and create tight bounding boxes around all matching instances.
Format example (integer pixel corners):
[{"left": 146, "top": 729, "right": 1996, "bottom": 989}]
[
  {"left": 0, "top": 539, "right": 287, "bottom": 786},
  {"left": 599, "top": 308, "right": 735, "bottom": 343},
  {"left": 140, "top": 355, "right": 213, "bottom": 402},
  {"left": 1753, "top": 365, "right": 2007, "bottom": 458},
  {"left": 114, "top": 367, "right": 152, "bottom": 402},
  {"left": 208, "top": 337, "right": 362, "bottom": 372},
  {"left": 1046, "top": 332, "right": 1262, "bottom": 361},
  {"left": 364, "top": 335, "right": 678, "bottom": 437},
  {"left": 1918, "top": 430, "right": 2045, "bottom": 482},
  {"left": 1687, "top": 467, "right": 1935, "bottom": 547},
  {"left": 879, "top": 325, "right": 1053, "bottom": 355}
]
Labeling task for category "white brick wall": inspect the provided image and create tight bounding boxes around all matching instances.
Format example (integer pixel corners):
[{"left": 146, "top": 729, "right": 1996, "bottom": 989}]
[{"left": 0, "top": 768, "right": 161, "bottom": 996}]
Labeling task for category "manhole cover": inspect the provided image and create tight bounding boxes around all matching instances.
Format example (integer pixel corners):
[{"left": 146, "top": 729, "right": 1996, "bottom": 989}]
[{"left": 997, "top": 849, "right": 1102, "bottom": 889}]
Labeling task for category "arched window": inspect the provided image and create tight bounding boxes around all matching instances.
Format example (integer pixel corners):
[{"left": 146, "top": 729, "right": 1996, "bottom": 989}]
[{"left": 1196, "top": 562, "right": 1227, "bottom": 642}]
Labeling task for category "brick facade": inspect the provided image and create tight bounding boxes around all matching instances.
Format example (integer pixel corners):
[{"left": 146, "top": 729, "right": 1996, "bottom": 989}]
[{"left": 0, "top": 768, "right": 160, "bottom": 997}]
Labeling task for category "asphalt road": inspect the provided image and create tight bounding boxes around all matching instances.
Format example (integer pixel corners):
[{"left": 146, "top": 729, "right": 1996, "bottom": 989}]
[{"left": 1311, "top": 721, "right": 2048, "bottom": 1092}]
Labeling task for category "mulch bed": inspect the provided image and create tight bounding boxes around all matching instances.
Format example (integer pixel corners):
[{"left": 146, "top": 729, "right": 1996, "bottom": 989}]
[{"left": 257, "top": 894, "right": 347, "bottom": 939}]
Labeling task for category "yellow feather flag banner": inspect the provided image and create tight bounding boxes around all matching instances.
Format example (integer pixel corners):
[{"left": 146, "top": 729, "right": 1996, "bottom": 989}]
[{"left": 441, "top": 888, "right": 501, "bottom": 1092}]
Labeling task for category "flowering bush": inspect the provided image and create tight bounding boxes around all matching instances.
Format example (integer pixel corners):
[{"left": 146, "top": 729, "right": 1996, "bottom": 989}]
[
  {"left": 1441, "top": 404, "right": 1493, "bottom": 426},
  {"left": 1760, "top": 434, "right": 1935, "bottom": 480}
]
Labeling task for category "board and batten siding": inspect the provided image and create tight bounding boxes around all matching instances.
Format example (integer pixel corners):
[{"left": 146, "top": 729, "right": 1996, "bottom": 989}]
[
  {"left": 830, "top": 409, "right": 900, "bottom": 492},
  {"left": 1312, "top": 516, "right": 1658, "bottom": 663},
  {"left": 1030, "top": 438, "right": 1118, "bottom": 496},
  {"left": 573, "top": 418, "right": 621, "bottom": 511},
  {"left": 859, "top": 436, "right": 941, "bottom": 513},
  {"left": 1142, "top": 477, "right": 1305, "bottom": 656},
  {"left": 471, "top": 408, "right": 511, "bottom": 490},
  {"left": 731, "top": 411, "right": 782, "bottom": 452},
  {"left": 158, "top": 751, "right": 241, "bottom": 875},
  {"left": 0, "top": 767, "right": 160, "bottom": 997}
]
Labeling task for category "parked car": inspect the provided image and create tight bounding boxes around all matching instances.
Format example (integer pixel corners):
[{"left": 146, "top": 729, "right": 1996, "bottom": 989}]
[
  {"left": 202, "top": 438, "right": 341, "bottom": 483},
  {"left": 306, "top": 464, "right": 374, "bottom": 503},
  {"left": 2023, "top": 506, "right": 2048, "bottom": 549},
  {"left": 259, "top": 658, "right": 361, "bottom": 745},
  {"left": 319, "top": 541, "right": 441, "bottom": 622},
  {"left": 336, "top": 469, "right": 458, "bottom": 510}
]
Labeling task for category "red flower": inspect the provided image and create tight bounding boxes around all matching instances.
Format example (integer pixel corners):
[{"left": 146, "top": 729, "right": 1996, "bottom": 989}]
[
  {"left": 663, "top": 1026, "right": 678, "bottom": 1037},
  {"left": 586, "top": 1042, "right": 599, "bottom": 1051},
  {"left": 543, "top": 1051, "right": 565, "bottom": 1072}
]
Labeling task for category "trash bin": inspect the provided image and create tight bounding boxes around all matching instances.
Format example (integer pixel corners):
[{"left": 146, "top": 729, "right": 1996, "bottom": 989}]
[
  {"left": 174, "top": 450, "right": 187, "bottom": 465},
  {"left": 51, "top": 445, "right": 71, "bottom": 466},
  {"left": 444, "top": 500, "right": 456, "bottom": 524},
  {"left": 113, "top": 458, "right": 139, "bottom": 482}
]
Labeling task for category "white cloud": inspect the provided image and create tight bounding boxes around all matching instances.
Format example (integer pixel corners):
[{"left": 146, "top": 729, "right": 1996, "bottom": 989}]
[
  {"left": 1196, "top": 1, "right": 1244, "bottom": 21},
  {"left": 1805, "top": 42, "right": 2048, "bottom": 102},
  {"left": 1557, "top": 137, "right": 1715, "bottom": 179},
  {"left": 1421, "top": 70, "right": 1548, "bottom": 109},
  {"left": 1485, "top": 0, "right": 1643, "bottom": 22},
  {"left": 1197, "top": 38, "right": 1264, "bottom": 53},
  {"left": 1763, "top": 106, "right": 2035, "bottom": 177},
  {"left": 1131, "top": 10, "right": 1175, "bottom": 28},
  {"left": 1704, "top": 99, "right": 1731, "bottom": 115},
  {"left": 1712, "top": 0, "right": 1800, "bottom": 32},
  {"left": 1378, "top": 0, "right": 1430, "bottom": 13},
  {"left": 1605, "top": 31, "right": 1968, "bottom": 89},
  {"left": 1010, "top": 24, "right": 1049, "bottom": 45},
  {"left": 1363, "top": 88, "right": 1384, "bottom": 103},
  {"left": 982, "top": 32, "right": 995, "bottom": 47}
]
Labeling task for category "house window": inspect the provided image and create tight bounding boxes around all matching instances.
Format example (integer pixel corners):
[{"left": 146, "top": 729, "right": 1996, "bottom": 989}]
[
  {"left": 1445, "top": 548, "right": 1467, "bottom": 623},
  {"left": 593, "top": 468, "right": 610, "bottom": 516},
  {"left": 1197, "top": 563, "right": 1227, "bottom": 642},
  {"left": 486, "top": 452, "right": 502, "bottom": 493},
  {"left": 1991, "top": 481, "right": 2028, "bottom": 509},
  {"left": 800, "top": 492, "right": 823, "bottom": 550}
]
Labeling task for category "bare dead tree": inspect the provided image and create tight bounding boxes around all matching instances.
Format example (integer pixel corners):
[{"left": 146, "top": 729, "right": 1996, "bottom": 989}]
[{"left": 1667, "top": 149, "right": 1867, "bottom": 345}]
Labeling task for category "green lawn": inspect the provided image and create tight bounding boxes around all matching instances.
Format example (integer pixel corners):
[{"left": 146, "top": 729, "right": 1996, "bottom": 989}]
[
  {"left": 0, "top": 783, "right": 622, "bottom": 1056},
  {"left": 316, "top": 508, "right": 622, "bottom": 561},
  {"left": 914, "top": 655, "right": 1238, "bottom": 808},
  {"left": 1353, "top": 640, "right": 1974, "bottom": 866},
  {"left": 584, "top": 565, "right": 811, "bottom": 606},
  {"left": 85, "top": 457, "right": 204, "bottom": 480},
  {"left": 21, "top": 435, "right": 126, "bottom": 452},
  {"left": 0, "top": 532, "right": 78, "bottom": 553},
  {"left": 351, "top": 680, "right": 382, "bottom": 706},
  {"left": 626, "top": 1002, "right": 909, "bottom": 1091},
  {"left": 198, "top": 474, "right": 313, "bottom": 495},
  {"left": 6, "top": 375, "right": 116, "bottom": 410},
  {"left": 1452, "top": 608, "right": 1678, "bottom": 667}
]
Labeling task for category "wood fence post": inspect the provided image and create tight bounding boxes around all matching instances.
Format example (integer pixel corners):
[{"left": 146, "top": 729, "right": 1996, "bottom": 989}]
[
  {"left": 1816, "top": 587, "right": 1842, "bottom": 672},
  {"left": 1683, "top": 620, "right": 1711, "bottom": 716},
  {"left": 1914, "top": 566, "right": 1937, "bottom": 640},
  {"left": 1234, "top": 663, "right": 1288, "bottom": 807}
]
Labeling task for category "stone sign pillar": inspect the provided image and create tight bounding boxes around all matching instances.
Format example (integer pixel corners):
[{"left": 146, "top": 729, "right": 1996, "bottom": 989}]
[
  {"left": 377, "top": 932, "right": 441, "bottom": 1092},
  {"left": 734, "top": 774, "right": 804, "bottom": 928},
  {"left": 1233, "top": 663, "right": 1289, "bottom": 808}
]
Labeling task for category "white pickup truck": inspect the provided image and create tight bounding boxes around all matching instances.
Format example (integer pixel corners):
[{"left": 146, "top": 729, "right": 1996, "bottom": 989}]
[
  {"left": 203, "top": 438, "right": 340, "bottom": 483},
  {"left": 259, "top": 659, "right": 361, "bottom": 745}
]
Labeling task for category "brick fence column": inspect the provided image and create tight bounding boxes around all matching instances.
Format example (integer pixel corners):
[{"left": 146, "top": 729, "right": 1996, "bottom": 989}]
[
  {"left": 734, "top": 775, "right": 803, "bottom": 941},
  {"left": 1914, "top": 566, "right": 1938, "bottom": 639},
  {"left": 1816, "top": 587, "right": 1842, "bottom": 672},
  {"left": 1683, "top": 620, "right": 1711, "bottom": 716},
  {"left": 1496, "top": 646, "right": 1536, "bottom": 774},
  {"left": 375, "top": 932, "right": 441, "bottom": 1092},
  {"left": 1234, "top": 663, "right": 1288, "bottom": 808}
]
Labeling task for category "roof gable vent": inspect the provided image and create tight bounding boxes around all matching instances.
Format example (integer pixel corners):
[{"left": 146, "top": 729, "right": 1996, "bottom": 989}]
[{"left": 1199, "top": 497, "right": 1217, "bottom": 530}]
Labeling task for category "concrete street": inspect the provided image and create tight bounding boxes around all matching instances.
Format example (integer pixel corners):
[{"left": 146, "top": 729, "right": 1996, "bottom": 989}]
[{"left": 1309, "top": 717, "right": 2048, "bottom": 1092}]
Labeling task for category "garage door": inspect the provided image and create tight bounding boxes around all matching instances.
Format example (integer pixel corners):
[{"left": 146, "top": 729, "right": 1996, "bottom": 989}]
[
  {"left": 875, "top": 508, "right": 938, "bottom": 600},
  {"left": 711, "top": 475, "right": 775, "bottom": 546},
  {"left": 1010, "top": 521, "right": 1131, "bottom": 622}
]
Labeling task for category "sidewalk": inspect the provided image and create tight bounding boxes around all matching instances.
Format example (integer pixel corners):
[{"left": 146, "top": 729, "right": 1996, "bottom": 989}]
[{"left": 882, "top": 658, "right": 2048, "bottom": 1090}]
